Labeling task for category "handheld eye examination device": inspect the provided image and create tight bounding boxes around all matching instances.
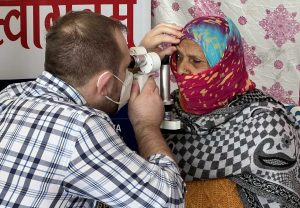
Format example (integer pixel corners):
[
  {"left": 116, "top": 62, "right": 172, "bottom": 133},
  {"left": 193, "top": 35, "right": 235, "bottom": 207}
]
[
  {"left": 128, "top": 47, "right": 160, "bottom": 90},
  {"left": 128, "top": 47, "right": 181, "bottom": 130}
]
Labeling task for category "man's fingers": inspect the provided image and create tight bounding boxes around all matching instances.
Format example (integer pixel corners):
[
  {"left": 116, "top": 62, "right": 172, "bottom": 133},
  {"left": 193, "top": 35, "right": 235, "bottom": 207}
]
[
  {"left": 150, "top": 23, "right": 183, "bottom": 38},
  {"left": 129, "top": 80, "right": 139, "bottom": 102},
  {"left": 158, "top": 46, "right": 177, "bottom": 59},
  {"left": 150, "top": 35, "right": 180, "bottom": 48},
  {"left": 142, "top": 77, "right": 157, "bottom": 93},
  {"left": 154, "top": 22, "right": 183, "bottom": 31},
  {"left": 154, "top": 86, "right": 159, "bottom": 94},
  {"left": 151, "top": 27, "right": 183, "bottom": 39}
]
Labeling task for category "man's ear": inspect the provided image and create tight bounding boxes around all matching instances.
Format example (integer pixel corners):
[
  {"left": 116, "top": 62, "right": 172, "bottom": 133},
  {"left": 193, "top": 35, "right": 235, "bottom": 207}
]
[{"left": 96, "top": 71, "right": 113, "bottom": 96}]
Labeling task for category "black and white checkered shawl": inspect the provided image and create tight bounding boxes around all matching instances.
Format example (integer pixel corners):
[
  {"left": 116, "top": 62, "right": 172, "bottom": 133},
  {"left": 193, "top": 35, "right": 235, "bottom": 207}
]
[{"left": 165, "top": 89, "right": 300, "bottom": 208}]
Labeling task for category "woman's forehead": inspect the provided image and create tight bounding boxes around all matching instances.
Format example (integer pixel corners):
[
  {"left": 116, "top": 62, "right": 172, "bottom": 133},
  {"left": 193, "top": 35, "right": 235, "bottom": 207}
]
[{"left": 178, "top": 39, "right": 203, "bottom": 54}]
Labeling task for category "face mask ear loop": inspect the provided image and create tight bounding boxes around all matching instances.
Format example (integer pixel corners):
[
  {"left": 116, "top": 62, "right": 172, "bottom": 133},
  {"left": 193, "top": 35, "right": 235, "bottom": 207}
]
[
  {"left": 97, "top": 71, "right": 124, "bottom": 88},
  {"left": 113, "top": 73, "right": 124, "bottom": 84},
  {"left": 96, "top": 71, "right": 123, "bottom": 105},
  {"left": 104, "top": 96, "right": 121, "bottom": 105}
]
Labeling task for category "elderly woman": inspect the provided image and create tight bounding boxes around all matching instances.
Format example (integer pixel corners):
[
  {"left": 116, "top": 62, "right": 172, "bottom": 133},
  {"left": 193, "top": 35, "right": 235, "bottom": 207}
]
[{"left": 165, "top": 16, "right": 300, "bottom": 207}]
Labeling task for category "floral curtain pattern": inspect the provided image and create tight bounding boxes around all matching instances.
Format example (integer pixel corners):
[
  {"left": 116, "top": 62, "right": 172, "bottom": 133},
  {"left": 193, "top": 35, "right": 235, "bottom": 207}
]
[{"left": 151, "top": 0, "right": 300, "bottom": 105}]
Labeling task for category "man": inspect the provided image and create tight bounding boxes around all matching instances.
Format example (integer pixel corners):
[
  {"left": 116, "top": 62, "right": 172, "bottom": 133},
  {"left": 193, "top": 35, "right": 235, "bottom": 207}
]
[{"left": 0, "top": 11, "right": 184, "bottom": 207}]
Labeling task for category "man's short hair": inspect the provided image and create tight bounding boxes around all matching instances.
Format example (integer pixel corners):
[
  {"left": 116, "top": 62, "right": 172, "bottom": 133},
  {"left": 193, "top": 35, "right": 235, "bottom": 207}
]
[{"left": 45, "top": 11, "right": 127, "bottom": 87}]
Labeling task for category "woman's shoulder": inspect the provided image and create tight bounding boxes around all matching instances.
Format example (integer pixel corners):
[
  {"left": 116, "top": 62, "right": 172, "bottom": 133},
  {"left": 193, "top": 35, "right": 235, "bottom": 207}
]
[
  {"left": 170, "top": 88, "right": 298, "bottom": 132},
  {"left": 229, "top": 88, "right": 280, "bottom": 107},
  {"left": 213, "top": 89, "right": 299, "bottom": 134},
  {"left": 227, "top": 89, "right": 289, "bottom": 117},
  {"left": 232, "top": 90, "right": 300, "bottom": 132}
]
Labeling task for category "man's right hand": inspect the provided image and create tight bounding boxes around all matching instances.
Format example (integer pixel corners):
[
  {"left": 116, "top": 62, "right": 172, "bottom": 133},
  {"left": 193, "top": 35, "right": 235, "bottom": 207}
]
[
  {"left": 128, "top": 78, "right": 175, "bottom": 160},
  {"left": 128, "top": 77, "right": 163, "bottom": 130}
]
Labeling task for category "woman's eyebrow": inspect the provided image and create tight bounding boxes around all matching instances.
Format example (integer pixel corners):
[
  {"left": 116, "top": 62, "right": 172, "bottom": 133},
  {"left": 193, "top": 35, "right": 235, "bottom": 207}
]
[
  {"left": 176, "top": 45, "right": 203, "bottom": 60},
  {"left": 188, "top": 55, "right": 203, "bottom": 60}
]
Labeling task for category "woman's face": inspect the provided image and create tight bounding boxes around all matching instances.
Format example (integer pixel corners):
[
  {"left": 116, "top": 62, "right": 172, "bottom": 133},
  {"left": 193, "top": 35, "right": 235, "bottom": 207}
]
[{"left": 176, "top": 39, "right": 210, "bottom": 75}]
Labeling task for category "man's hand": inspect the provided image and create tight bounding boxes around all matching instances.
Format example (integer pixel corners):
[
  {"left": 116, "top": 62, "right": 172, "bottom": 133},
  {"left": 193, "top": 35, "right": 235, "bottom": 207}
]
[
  {"left": 128, "top": 78, "right": 175, "bottom": 160},
  {"left": 128, "top": 78, "right": 163, "bottom": 130},
  {"left": 139, "top": 23, "right": 184, "bottom": 59}
]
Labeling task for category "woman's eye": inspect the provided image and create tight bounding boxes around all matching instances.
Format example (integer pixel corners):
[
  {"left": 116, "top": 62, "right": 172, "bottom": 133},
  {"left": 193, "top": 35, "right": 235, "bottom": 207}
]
[
  {"left": 192, "top": 59, "right": 202, "bottom": 64},
  {"left": 177, "top": 54, "right": 183, "bottom": 62}
]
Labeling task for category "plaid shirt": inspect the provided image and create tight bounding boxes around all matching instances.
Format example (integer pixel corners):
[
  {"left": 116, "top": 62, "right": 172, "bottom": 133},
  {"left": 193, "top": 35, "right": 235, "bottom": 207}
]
[{"left": 0, "top": 71, "right": 185, "bottom": 208}]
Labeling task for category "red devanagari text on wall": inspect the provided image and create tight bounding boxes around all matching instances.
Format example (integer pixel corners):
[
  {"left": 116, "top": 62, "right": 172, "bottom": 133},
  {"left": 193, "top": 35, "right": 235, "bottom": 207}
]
[{"left": 0, "top": 0, "right": 136, "bottom": 49}]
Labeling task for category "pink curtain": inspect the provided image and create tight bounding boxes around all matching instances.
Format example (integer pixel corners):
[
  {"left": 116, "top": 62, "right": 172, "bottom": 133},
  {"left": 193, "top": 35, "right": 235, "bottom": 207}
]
[{"left": 152, "top": 0, "right": 300, "bottom": 105}]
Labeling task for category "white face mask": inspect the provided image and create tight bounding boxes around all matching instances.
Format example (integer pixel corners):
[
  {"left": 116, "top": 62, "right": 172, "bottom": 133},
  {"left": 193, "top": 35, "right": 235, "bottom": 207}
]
[{"left": 97, "top": 70, "right": 133, "bottom": 111}]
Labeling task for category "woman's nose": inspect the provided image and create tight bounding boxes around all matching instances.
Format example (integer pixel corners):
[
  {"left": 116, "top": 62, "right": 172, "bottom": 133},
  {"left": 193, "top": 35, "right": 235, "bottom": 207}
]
[{"left": 177, "top": 60, "right": 191, "bottom": 75}]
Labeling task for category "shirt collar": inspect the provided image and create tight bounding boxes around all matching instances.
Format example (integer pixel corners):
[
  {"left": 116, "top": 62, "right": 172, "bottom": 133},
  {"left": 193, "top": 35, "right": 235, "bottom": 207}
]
[{"left": 36, "top": 71, "right": 87, "bottom": 105}]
